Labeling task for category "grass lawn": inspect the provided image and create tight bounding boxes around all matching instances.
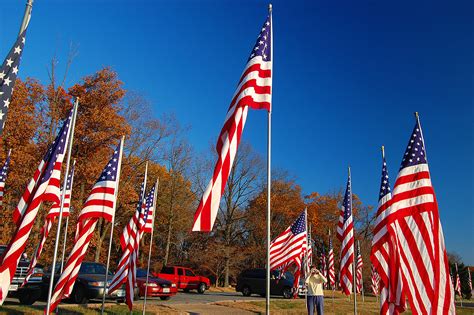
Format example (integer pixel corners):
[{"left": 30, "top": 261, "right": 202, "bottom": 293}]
[
  {"left": 0, "top": 303, "right": 179, "bottom": 314},
  {"left": 216, "top": 290, "right": 474, "bottom": 315}
]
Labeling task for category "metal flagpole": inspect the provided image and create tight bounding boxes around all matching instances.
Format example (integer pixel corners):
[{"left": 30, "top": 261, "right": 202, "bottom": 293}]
[
  {"left": 143, "top": 179, "right": 159, "bottom": 315},
  {"left": 60, "top": 159, "right": 76, "bottom": 274},
  {"left": 19, "top": 0, "right": 34, "bottom": 35},
  {"left": 100, "top": 136, "right": 125, "bottom": 314},
  {"left": 45, "top": 98, "right": 79, "bottom": 315},
  {"left": 265, "top": 3, "right": 273, "bottom": 315},
  {"left": 349, "top": 167, "right": 357, "bottom": 315}
]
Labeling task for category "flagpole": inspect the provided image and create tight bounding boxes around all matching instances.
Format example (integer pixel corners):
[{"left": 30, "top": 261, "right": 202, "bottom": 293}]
[
  {"left": 19, "top": 0, "right": 33, "bottom": 35},
  {"left": 143, "top": 178, "right": 159, "bottom": 315},
  {"left": 304, "top": 208, "right": 308, "bottom": 307},
  {"left": 265, "top": 3, "right": 273, "bottom": 315},
  {"left": 101, "top": 136, "right": 125, "bottom": 314},
  {"left": 349, "top": 166, "right": 357, "bottom": 315},
  {"left": 60, "top": 160, "right": 76, "bottom": 273},
  {"left": 45, "top": 98, "right": 79, "bottom": 315}
]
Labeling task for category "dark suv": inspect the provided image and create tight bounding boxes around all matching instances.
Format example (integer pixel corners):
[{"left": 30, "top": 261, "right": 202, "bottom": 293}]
[{"left": 236, "top": 268, "right": 294, "bottom": 299}]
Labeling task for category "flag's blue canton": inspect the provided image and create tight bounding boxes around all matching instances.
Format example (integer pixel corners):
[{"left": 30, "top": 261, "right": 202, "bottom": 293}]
[
  {"left": 400, "top": 121, "right": 427, "bottom": 169},
  {"left": 98, "top": 141, "right": 121, "bottom": 182},
  {"left": 329, "top": 238, "right": 332, "bottom": 249},
  {"left": 143, "top": 185, "right": 156, "bottom": 221},
  {"left": 342, "top": 174, "right": 352, "bottom": 222},
  {"left": 248, "top": 15, "right": 271, "bottom": 62},
  {"left": 0, "top": 30, "right": 27, "bottom": 134},
  {"left": 0, "top": 153, "right": 11, "bottom": 182},
  {"left": 39, "top": 108, "right": 73, "bottom": 185},
  {"left": 65, "top": 165, "right": 75, "bottom": 190},
  {"left": 145, "top": 185, "right": 156, "bottom": 212},
  {"left": 290, "top": 211, "right": 306, "bottom": 235},
  {"left": 379, "top": 157, "right": 391, "bottom": 200},
  {"left": 136, "top": 176, "right": 147, "bottom": 215}
]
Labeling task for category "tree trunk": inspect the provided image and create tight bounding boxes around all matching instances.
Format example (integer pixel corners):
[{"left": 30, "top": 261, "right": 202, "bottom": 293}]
[
  {"left": 224, "top": 247, "right": 230, "bottom": 287},
  {"left": 163, "top": 220, "right": 172, "bottom": 266}
]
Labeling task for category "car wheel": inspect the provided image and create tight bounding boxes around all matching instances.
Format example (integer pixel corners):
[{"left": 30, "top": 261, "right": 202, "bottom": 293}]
[
  {"left": 183, "top": 288, "right": 190, "bottom": 293},
  {"left": 282, "top": 287, "right": 292, "bottom": 299},
  {"left": 197, "top": 283, "right": 206, "bottom": 294},
  {"left": 72, "top": 285, "right": 88, "bottom": 304},
  {"left": 242, "top": 286, "right": 251, "bottom": 297},
  {"left": 160, "top": 296, "right": 171, "bottom": 301},
  {"left": 18, "top": 291, "right": 38, "bottom": 305}
]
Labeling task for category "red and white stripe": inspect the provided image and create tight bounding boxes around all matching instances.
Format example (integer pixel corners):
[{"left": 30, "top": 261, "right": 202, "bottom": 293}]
[
  {"left": 337, "top": 173, "right": 354, "bottom": 296},
  {"left": 23, "top": 165, "right": 75, "bottom": 286},
  {"left": 371, "top": 265, "right": 380, "bottom": 295},
  {"left": 108, "top": 171, "right": 150, "bottom": 311},
  {"left": 328, "top": 239, "right": 335, "bottom": 289},
  {"left": 46, "top": 140, "right": 123, "bottom": 314},
  {"left": 0, "top": 109, "right": 74, "bottom": 304},
  {"left": 468, "top": 268, "right": 472, "bottom": 292},
  {"left": 371, "top": 153, "right": 405, "bottom": 314},
  {"left": 455, "top": 263, "right": 462, "bottom": 297},
  {"left": 376, "top": 119, "right": 455, "bottom": 314},
  {"left": 356, "top": 243, "right": 363, "bottom": 293},
  {"left": 192, "top": 15, "right": 272, "bottom": 232}
]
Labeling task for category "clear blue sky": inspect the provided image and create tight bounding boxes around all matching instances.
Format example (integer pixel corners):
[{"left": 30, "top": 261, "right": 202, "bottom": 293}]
[{"left": 2, "top": 0, "right": 473, "bottom": 263}]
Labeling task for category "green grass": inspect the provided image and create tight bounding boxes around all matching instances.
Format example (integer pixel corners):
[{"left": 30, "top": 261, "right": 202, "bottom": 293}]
[
  {"left": 216, "top": 291, "right": 474, "bottom": 315},
  {"left": 0, "top": 303, "right": 173, "bottom": 314}
]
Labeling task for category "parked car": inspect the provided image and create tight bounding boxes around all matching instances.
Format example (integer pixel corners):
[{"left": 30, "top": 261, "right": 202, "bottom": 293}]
[
  {"left": 236, "top": 268, "right": 294, "bottom": 299},
  {"left": 136, "top": 268, "right": 177, "bottom": 300},
  {"left": 154, "top": 266, "right": 210, "bottom": 294},
  {"left": 41, "top": 261, "right": 127, "bottom": 304},
  {"left": 0, "top": 245, "right": 44, "bottom": 305}
]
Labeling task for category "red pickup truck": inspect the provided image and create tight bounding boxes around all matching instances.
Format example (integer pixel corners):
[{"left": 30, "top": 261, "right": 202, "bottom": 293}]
[{"left": 154, "top": 266, "right": 210, "bottom": 294}]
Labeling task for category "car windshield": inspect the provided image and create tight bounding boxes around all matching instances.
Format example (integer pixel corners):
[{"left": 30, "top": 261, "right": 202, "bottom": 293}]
[{"left": 79, "top": 263, "right": 112, "bottom": 275}]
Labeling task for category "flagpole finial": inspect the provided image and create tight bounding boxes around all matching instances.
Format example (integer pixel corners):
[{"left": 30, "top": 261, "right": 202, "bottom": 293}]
[
  {"left": 348, "top": 166, "right": 351, "bottom": 176},
  {"left": 381, "top": 146, "right": 385, "bottom": 158},
  {"left": 268, "top": 3, "right": 272, "bottom": 12},
  {"left": 414, "top": 111, "right": 419, "bottom": 119}
]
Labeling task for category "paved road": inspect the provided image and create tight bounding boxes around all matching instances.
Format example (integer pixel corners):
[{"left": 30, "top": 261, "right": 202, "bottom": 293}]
[{"left": 148, "top": 291, "right": 265, "bottom": 305}]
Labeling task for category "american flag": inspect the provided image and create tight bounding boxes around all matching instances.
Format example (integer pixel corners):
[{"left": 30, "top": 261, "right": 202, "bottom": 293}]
[
  {"left": 455, "top": 263, "right": 462, "bottom": 297},
  {"left": 320, "top": 245, "right": 327, "bottom": 288},
  {"left": 110, "top": 182, "right": 156, "bottom": 311},
  {"left": 0, "top": 108, "right": 73, "bottom": 304},
  {"left": 192, "top": 13, "right": 272, "bottom": 232},
  {"left": 305, "top": 237, "right": 313, "bottom": 276},
  {"left": 468, "top": 267, "right": 472, "bottom": 292},
  {"left": 119, "top": 167, "right": 147, "bottom": 251},
  {"left": 337, "top": 171, "right": 354, "bottom": 296},
  {"left": 23, "top": 164, "right": 76, "bottom": 286},
  {"left": 378, "top": 117, "right": 455, "bottom": 314},
  {"left": 371, "top": 151, "right": 405, "bottom": 314},
  {"left": 371, "top": 265, "right": 380, "bottom": 295},
  {"left": 108, "top": 168, "right": 149, "bottom": 311},
  {"left": 0, "top": 30, "right": 27, "bottom": 134},
  {"left": 328, "top": 237, "right": 336, "bottom": 289},
  {"left": 269, "top": 210, "right": 307, "bottom": 271},
  {"left": 0, "top": 150, "right": 11, "bottom": 209},
  {"left": 356, "top": 241, "right": 363, "bottom": 293},
  {"left": 46, "top": 140, "right": 123, "bottom": 314}
]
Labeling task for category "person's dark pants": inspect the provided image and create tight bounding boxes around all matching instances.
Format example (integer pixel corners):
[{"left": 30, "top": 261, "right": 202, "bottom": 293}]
[{"left": 306, "top": 295, "right": 324, "bottom": 315}]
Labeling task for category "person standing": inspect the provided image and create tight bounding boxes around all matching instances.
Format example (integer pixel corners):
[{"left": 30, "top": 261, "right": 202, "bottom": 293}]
[{"left": 305, "top": 265, "right": 327, "bottom": 315}]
